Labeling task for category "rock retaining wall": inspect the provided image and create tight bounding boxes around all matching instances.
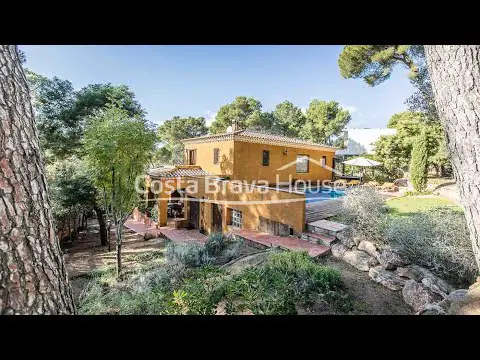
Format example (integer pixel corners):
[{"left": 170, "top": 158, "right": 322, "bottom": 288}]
[{"left": 330, "top": 228, "right": 468, "bottom": 315}]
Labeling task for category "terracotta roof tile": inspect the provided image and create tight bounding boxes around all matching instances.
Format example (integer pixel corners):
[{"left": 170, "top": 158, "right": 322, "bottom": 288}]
[
  {"left": 182, "top": 129, "right": 337, "bottom": 150},
  {"left": 148, "top": 166, "right": 211, "bottom": 179}
]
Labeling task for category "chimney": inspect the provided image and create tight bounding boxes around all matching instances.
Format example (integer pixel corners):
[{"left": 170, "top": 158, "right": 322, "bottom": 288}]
[{"left": 231, "top": 117, "right": 240, "bottom": 131}]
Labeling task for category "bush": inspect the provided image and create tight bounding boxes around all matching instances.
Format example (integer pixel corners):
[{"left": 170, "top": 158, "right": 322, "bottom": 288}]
[
  {"left": 219, "top": 251, "right": 345, "bottom": 315},
  {"left": 386, "top": 207, "right": 477, "bottom": 287},
  {"left": 150, "top": 205, "right": 159, "bottom": 223},
  {"left": 204, "top": 232, "right": 244, "bottom": 264},
  {"left": 337, "top": 187, "right": 388, "bottom": 244},
  {"left": 165, "top": 233, "right": 244, "bottom": 268},
  {"left": 165, "top": 241, "right": 206, "bottom": 267}
]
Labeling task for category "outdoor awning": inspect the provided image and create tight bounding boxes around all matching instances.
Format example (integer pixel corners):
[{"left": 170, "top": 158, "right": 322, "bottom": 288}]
[{"left": 342, "top": 157, "right": 382, "bottom": 167}]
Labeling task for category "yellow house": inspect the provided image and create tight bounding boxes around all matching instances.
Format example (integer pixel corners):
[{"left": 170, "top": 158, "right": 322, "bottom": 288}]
[
  {"left": 145, "top": 129, "right": 338, "bottom": 237},
  {"left": 182, "top": 129, "right": 337, "bottom": 185}
]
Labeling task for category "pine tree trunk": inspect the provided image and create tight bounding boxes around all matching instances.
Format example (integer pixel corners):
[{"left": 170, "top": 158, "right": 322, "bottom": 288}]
[
  {"left": 94, "top": 206, "right": 107, "bottom": 246},
  {"left": 425, "top": 45, "right": 480, "bottom": 269},
  {"left": 0, "top": 45, "right": 75, "bottom": 314}
]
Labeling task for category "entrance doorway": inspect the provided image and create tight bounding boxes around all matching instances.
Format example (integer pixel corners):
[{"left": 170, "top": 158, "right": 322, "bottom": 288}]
[
  {"left": 211, "top": 203, "right": 223, "bottom": 233},
  {"left": 188, "top": 196, "right": 199, "bottom": 229}
]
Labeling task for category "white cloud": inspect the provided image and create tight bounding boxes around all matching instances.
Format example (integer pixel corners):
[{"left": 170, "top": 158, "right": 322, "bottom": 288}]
[
  {"left": 340, "top": 104, "right": 358, "bottom": 114},
  {"left": 205, "top": 110, "right": 217, "bottom": 126},
  {"left": 301, "top": 107, "right": 307, "bottom": 115}
]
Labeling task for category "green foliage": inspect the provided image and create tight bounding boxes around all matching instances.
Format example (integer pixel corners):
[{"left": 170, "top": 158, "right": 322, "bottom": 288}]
[
  {"left": 220, "top": 251, "right": 345, "bottom": 315},
  {"left": 204, "top": 232, "right": 244, "bottom": 263},
  {"left": 338, "top": 45, "right": 438, "bottom": 123},
  {"left": 46, "top": 156, "right": 97, "bottom": 224},
  {"left": 78, "top": 249, "right": 350, "bottom": 315},
  {"left": 83, "top": 100, "right": 156, "bottom": 223},
  {"left": 386, "top": 207, "right": 476, "bottom": 286},
  {"left": 149, "top": 205, "right": 159, "bottom": 223},
  {"left": 338, "top": 45, "right": 420, "bottom": 86},
  {"left": 27, "top": 73, "right": 146, "bottom": 160},
  {"left": 409, "top": 130, "right": 428, "bottom": 193},
  {"left": 165, "top": 233, "right": 244, "bottom": 267},
  {"left": 209, "top": 96, "right": 262, "bottom": 134},
  {"left": 336, "top": 187, "right": 388, "bottom": 244},
  {"left": 154, "top": 116, "right": 208, "bottom": 165},
  {"left": 165, "top": 241, "right": 206, "bottom": 267},
  {"left": 300, "top": 100, "right": 351, "bottom": 145},
  {"left": 271, "top": 101, "right": 307, "bottom": 137},
  {"left": 374, "top": 112, "right": 450, "bottom": 176}
]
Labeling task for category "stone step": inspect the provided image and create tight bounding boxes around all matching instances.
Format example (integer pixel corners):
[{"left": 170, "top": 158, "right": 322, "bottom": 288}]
[
  {"left": 307, "top": 219, "right": 349, "bottom": 238},
  {"left": 301, "top": 232, "right": 337, "bottom": 247},
  {"left": 230, "top": 228, "right": 331, "bottom": 258}
]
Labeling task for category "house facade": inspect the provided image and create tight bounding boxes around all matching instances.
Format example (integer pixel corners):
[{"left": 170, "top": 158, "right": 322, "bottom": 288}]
[
  {"left": 145, "top": 129, "right": 338, "bottom": 237},
  {"left": 183, "top": 129, "right": 337, "bottom": 184}
]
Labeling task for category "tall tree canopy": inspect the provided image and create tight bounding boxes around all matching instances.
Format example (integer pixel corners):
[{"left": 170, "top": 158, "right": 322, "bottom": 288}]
[
  {"left": 209, "top": 96, "right": 262, "bottom": 134},
  {"left": 155, "top": 116, "right": 208, "bottom": 165},
  {"left": 0, "top": 45, "right": 75, "bottom": 314},
  {"left": 27, "top": 75, "right": 146, "bottom": 159},
  {"left": 338, "top": 45, "right": 422, "bottom": 86},
  {"left": 272, "top": 101, "right": 307, "bottom": 137},
  {"left": 300, "top": 100, "right": 351, "bottom": 145},
  {"left": 374, "top": 112, "right": 449, "bottom": 176},
  {"left": 83, "top": 100, "right": 156, "bottom": 276},
  {"left": 338, "top": 45, "right": 439, "bottom": 122}
]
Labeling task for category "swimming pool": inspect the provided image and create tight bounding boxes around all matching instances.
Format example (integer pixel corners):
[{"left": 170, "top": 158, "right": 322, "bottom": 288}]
[{"left": 303, "top": 187, "right": 346, "bottom": 203}]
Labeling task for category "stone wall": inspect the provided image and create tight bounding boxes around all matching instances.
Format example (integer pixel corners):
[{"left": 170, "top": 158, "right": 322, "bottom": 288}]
[{"left": 331, "top": 229, "right": 469, "bottom": 315}]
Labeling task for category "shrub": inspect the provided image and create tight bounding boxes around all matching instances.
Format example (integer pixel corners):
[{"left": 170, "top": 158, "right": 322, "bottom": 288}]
[
  {"left": 204, "top": 232, "right": 244, "bottom": 264},
  {"left": 409, "top": 130, "right": 428, "bottom": 193},
  {"left": 165, "top": 241, "right": 206, "bottom": 267},
  {"left": 338, "top": 187, "right": 388, "bottom": 244},
  {"left": 165, "top": 233, "right": 244, "bottom": 268},
  {"left": 150, "top": 205, "right": 159, "bottom": 223},
  {"left": 219, "top": 251, "right": 345, "bottom": 315},
  {"left": 386, "top": 207, "right": 477, "bottom": 287}
]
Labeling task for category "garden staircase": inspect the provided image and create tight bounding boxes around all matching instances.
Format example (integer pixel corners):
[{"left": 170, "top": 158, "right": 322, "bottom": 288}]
[{"left": 301, "top": 219, "right": 350, "bottom": 250}]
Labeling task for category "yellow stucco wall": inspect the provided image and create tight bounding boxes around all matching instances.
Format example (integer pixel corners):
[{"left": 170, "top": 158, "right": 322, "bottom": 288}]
[
  {"left": 184, "top": 139, "right": 336, "bottom": 184},
  {"left": 233, "top": 141, "right": 336, "bottom": 184},
  {"left": 150, "top": 176, "right": 306, "bottom": 235},
  {"left": 184, "top": 140, "right": 234, "bottom": 177}
]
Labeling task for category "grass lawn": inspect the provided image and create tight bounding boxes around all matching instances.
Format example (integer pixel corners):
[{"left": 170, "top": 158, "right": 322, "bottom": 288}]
[{"left": 386, "top": 195, "right": 463, "bottom": 216}]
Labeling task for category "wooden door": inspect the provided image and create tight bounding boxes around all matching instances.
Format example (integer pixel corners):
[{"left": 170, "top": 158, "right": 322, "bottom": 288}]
[
  {"left": 212, "top": 203, "right": 223, "bottom": 233},
  {"left": 188, "top": 197, "right": 199, "bottom": 229}
]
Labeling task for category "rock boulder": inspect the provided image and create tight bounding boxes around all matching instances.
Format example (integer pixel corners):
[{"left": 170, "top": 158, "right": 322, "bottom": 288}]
[
  {"left": 417, "top": 303, "right": 446, "bottom": 315},
  {"left": 402, "top": 280, "right": 443, "bottom": 312},
  {"left": 221, "top": 251, "right": 270, "bottom": 275},
  {"left": 422, "top": 276, "right": 455, "bottom": 298},
  {"left": 358, "top": 240, "right": 380, "bottom": 258},
  {"left": 336, "top": 230, "right": 355, "bottom": 248},
  {"left": 369, "top": 266, "right": 407, "bottom": 291},
  {"left": 448, "top": 289, "right": 468, "bottom": 302},
  {"left": 376, "top": 248, "right": 410, "bottom": 270},
  {"left": 395, "top": 264, "right": 434, "bottom": 282},
  {"left": 343, "top": 250, "right": 378, "bottom": 271},
  {"left": 331, "top": 243, "right": 349, "bottom": 259}
]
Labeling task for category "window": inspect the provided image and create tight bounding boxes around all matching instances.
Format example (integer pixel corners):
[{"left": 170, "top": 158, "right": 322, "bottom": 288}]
[
  {"left": 231, "top": 209, "right": 242, "bottom": 228},
  {"left": 213, "top": 148, "right": 220, "bottom": 164},
  {"left": 322, "top": 156, "right": 327, "bottom": 167},
  {"left": 262, "top": 150, "right": 270, "bottom": 166},
  {"left": 187, "top": 149, "right": 197, "bottom": 165},
  {"left": 296, "top": 155, "right": 309, "bottom": 173}
]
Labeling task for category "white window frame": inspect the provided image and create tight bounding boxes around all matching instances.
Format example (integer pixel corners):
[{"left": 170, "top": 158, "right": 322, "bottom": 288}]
[{"left": 231, "top": 209, "right": 242, "bottom": 228}]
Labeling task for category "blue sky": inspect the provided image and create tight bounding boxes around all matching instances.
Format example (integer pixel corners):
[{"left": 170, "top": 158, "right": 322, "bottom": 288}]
[{"left": 20, "top": 45, "right": 415, "bottom": 128}]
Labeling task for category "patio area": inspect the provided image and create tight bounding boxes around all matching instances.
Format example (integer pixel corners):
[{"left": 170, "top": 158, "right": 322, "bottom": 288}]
[{"left": 124, "top": 218, "right": 208, "bottom": 245}]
